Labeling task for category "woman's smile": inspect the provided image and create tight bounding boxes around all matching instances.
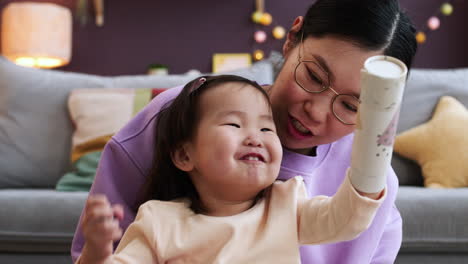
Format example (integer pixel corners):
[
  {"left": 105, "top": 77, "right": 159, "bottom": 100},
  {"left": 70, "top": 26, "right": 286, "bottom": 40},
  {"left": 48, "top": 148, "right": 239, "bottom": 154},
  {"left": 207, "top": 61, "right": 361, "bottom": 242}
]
[{"left": 287, "top": 115, "right": 314, "bottom": 140}]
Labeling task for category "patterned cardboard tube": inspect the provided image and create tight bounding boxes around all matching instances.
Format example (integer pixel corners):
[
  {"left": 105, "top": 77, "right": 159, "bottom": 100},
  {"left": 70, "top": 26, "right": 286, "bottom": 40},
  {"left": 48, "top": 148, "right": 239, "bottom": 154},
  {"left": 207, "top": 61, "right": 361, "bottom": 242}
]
[{"left": 349, "top": 55, "right": 408, "bottom": 193}]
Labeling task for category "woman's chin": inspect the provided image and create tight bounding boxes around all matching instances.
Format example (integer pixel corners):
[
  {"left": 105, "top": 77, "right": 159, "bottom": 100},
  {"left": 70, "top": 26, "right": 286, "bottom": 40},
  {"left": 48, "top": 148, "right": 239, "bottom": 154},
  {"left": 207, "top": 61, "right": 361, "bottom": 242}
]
[{"left": 281, "top": 134, "right": 316, "bottom": 152}]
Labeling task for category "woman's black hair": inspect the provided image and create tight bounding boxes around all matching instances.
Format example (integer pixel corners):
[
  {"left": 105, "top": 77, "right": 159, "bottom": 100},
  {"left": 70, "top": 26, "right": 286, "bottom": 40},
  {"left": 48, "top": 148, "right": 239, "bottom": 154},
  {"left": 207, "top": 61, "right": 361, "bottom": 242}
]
[
  {"left": 138, "top": 75, "right": 269, "bottom": 214},
  {"left": 297, "top": 0, "right": 417, "bottom": 70}
]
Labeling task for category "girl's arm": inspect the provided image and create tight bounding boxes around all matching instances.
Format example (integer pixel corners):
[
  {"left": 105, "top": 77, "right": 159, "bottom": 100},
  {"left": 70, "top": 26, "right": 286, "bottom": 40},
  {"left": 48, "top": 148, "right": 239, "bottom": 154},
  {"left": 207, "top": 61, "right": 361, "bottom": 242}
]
[
  {"left": 110, "top": 204, "right": 160, "bottom": 263},
  {"left": 297, "top": 171, "right": 386, "bottom": 245},
  {"left": 78, "top": 202, "right": 159, "bottom": 264},
  {"left": 72, "top": 140, "right": 143, "bottom": 262},
  {"left": 356, "top": 189, "right": 384, "bottom": 200},
  {"left": 77, "top": 195, "right": 123, "bottom": 264}
]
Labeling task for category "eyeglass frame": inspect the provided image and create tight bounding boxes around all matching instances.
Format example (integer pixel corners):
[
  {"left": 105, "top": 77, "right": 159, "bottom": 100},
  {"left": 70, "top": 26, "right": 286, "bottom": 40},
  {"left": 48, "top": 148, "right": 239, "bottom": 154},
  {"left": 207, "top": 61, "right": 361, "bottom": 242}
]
[{"left": 294, "top": 32, "right": 361, "bottom": 125}]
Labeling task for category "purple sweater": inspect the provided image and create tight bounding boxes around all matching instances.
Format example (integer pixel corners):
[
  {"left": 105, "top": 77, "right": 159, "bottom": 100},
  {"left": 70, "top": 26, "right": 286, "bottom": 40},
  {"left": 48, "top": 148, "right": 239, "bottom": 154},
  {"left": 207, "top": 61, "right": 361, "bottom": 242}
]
[{"left": 71, "top": 86, "right": 402, "bottom": 263}]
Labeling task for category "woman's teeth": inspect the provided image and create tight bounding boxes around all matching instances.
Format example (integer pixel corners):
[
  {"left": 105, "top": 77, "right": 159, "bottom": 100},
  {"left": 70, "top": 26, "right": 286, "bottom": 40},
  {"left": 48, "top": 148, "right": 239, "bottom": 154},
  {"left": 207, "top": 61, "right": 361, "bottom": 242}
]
[
  {"left": 292, "top": 118, "right": 311, "bottom": 134},
  {"left": 245, "top": 156, "right": 260, "bottom": 161}
]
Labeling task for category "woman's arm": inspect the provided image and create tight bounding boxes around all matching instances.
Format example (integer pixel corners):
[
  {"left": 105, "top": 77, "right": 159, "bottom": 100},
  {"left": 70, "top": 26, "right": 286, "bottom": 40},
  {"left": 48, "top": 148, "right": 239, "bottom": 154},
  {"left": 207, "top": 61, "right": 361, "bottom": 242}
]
[
  {"left": 369, "top": 167, "right": 402, "bottom": 263},
  {"left": 370, "top": 205, "right": 402, "bottom": 263}
]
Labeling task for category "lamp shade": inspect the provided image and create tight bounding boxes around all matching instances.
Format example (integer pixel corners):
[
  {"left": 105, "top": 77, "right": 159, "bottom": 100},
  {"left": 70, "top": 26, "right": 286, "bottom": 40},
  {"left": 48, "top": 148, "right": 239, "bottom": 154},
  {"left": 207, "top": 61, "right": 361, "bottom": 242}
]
[{"left": 1, "top": 2, "right": 72, "bottom": 68}]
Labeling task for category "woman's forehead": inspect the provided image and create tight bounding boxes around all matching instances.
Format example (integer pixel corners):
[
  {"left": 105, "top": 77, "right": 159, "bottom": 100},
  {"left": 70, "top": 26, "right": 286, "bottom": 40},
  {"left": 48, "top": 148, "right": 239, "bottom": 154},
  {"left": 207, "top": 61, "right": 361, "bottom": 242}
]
[
  {"left": 302, "top": 36, "right": 383, "bottom": 93},
  {"left": 302, "top": 36, "right": 380, "bottom": 63}
]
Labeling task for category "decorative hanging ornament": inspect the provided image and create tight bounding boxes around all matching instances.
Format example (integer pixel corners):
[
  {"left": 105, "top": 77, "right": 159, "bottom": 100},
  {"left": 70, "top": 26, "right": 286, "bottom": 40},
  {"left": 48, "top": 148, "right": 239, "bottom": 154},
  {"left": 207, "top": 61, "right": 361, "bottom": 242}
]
[
  {"left": 272, "top": 26, "right": 286, "bottom": 39},
  {"left": 259, "top": 12, "right": 272, "bottom": 26},
  {"left": 94, "top": 0, "right": 104, "bottom": 26},
  {"left": 252, "top": 0, "right": 265, "bottom": 24},
  {"left": 416, "top": 31, "right": 426, "bottom": 44},
  {"left": 441, "top": 3, "right": 453, "bottom": 16},
  {"left": 427, "top": 16, "right": 440, "bottom": 30},
  {"left": 253, "top": 49, "right": 264, "bottom": 61},
  {"left": 254, "top": 30, "right": 267, "bottom": 43},
  {"left": 252, "top": 0, "right": 272, "bottom": 26},
  {"left": 251, "top": 11, "right": 263, "bottom": 23}
]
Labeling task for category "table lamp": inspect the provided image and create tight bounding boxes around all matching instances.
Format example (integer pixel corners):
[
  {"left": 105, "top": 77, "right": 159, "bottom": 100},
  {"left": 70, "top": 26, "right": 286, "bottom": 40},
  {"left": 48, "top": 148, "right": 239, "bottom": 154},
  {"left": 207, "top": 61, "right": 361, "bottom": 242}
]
[{"left": 1, "top": 2, "right": 72, "bottom": 68}]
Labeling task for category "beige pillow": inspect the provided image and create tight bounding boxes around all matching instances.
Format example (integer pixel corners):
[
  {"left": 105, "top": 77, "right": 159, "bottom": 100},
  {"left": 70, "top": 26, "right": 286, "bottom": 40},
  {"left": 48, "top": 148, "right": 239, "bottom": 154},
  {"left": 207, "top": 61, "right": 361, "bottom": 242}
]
[{"left": 68, "top": 88, "right": 166, "bottom": 162}]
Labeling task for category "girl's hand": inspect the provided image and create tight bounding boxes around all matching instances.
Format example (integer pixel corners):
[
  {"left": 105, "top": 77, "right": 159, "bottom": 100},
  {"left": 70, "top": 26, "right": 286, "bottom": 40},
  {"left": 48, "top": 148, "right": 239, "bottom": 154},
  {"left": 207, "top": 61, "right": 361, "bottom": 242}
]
[{"left": 81, "top": 195, "right": 124, "bottom": 263}]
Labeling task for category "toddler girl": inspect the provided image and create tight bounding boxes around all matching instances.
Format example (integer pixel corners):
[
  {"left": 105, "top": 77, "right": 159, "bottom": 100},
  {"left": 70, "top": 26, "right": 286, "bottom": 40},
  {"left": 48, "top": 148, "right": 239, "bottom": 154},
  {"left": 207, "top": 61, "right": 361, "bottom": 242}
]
[{"left": 77, "top": 75, "right": 385, "bottom": 264}]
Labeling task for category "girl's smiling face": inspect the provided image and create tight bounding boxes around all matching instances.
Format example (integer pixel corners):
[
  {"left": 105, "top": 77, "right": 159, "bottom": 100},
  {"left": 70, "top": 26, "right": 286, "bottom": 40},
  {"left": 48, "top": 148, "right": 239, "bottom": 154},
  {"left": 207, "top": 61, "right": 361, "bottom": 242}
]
[{"left": 181, "top": 82, "right": 282, "bottom": 205}]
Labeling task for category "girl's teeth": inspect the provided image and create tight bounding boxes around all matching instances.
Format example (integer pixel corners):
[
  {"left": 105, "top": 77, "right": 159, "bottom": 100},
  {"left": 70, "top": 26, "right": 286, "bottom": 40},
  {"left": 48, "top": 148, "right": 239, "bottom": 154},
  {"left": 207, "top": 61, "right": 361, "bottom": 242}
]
[
  {"left": 246, "top": 156, "right": 260, "bottom": 161},
  {"left": 292, "top": 118, "right": 311, "bottom": 134}
]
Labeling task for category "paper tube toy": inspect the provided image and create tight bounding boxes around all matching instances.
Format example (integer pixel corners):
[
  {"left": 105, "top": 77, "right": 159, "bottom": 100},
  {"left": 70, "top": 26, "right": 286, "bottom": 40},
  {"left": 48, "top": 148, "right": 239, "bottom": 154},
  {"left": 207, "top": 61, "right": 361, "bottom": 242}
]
[{"left": 349, "top": 55, "right": 408, "bottom": 193}]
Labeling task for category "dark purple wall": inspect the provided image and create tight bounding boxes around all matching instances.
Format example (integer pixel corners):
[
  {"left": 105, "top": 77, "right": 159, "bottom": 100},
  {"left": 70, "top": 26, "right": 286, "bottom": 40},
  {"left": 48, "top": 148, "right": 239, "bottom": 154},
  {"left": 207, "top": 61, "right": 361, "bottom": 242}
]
[
  {"left": 1, "top": 0, "right": 467, "bottom": 75},
  {"left": 400, "top": 0, "right": 468, "bottom": 69}
]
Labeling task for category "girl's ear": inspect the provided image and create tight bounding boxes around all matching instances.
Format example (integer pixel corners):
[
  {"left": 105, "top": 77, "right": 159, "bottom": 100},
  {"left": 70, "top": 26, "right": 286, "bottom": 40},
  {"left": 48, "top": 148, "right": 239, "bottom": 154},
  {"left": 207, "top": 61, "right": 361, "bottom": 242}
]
[
  {"left": 171, "top": 144, "right": 195, "bottom": 172},
  {"left": 283, "top": 16, "right": 304, "bottom": 57}
]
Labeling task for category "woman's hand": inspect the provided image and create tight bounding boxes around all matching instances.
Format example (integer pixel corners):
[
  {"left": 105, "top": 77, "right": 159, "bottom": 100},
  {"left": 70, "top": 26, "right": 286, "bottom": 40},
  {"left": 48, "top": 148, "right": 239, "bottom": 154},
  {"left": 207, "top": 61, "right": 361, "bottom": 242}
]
[{"left": 80, "top": 195, "right": 124, "bottom": 264}]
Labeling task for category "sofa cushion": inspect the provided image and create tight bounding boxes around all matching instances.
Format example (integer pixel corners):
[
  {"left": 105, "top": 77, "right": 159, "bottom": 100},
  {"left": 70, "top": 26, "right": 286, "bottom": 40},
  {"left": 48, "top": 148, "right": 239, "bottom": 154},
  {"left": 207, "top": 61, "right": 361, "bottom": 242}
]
[
  {"left": 392, "top": 68, "right": 468, "bottom": 186},
  {"left": 396, "top": 186, "right": 468, "bottom": 253},
  {"left": 0, "top": 56, "right": 273, "bottom": 188},
  {"left": 0, "top": 189, "right": 87, "bottom": 253}
]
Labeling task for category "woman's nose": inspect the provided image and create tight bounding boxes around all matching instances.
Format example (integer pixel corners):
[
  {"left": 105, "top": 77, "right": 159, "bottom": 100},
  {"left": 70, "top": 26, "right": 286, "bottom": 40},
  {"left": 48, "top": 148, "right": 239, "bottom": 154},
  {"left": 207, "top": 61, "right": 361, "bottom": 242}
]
[
  {"left": 243, "top": 134, "right": 263, "bottom": 147},
  {"left": 304, "top": 96, "right": 330, "bottom": 124}
]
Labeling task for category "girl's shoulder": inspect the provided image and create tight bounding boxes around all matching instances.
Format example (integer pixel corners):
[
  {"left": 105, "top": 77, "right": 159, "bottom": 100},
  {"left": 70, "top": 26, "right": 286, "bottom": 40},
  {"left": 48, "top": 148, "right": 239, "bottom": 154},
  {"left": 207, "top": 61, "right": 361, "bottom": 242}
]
[{"left": 140, "top": 198, "right": 192, "bottom": 218}]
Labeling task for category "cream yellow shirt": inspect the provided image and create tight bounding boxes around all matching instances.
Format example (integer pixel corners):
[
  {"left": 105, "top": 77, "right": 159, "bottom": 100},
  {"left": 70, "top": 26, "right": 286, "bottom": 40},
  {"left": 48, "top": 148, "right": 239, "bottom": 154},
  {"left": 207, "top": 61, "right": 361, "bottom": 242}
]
[{"left": 81, "top": 175, "right": 385, "bottom": 264}]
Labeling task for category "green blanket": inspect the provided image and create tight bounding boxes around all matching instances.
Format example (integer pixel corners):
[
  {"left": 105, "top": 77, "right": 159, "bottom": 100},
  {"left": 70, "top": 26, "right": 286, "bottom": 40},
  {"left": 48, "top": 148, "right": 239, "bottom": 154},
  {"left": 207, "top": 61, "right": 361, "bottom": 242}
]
[{"left": 56, "top": 151, "right": 101, "bottom": 192}]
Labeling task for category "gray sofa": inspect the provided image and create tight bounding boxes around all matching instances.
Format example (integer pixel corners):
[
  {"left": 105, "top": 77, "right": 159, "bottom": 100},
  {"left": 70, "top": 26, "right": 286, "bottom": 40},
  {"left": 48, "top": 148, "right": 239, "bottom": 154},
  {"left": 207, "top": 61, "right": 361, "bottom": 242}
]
[
  {"left": 1, "top": 55, "right": 467, "bottom": 264},
  {"left": 392, "top": 68, "right": 468, "bottom": 264}
]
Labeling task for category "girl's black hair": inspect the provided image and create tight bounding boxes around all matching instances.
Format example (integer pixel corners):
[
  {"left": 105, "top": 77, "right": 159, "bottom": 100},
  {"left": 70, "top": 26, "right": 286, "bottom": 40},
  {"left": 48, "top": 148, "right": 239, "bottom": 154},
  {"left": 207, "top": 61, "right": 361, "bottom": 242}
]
[
  {"left": 138, "top": 75, "right": 269, "bottom": 214},
  {"left": 298, "top": 0, "right": 417, "bottom": 70}
]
